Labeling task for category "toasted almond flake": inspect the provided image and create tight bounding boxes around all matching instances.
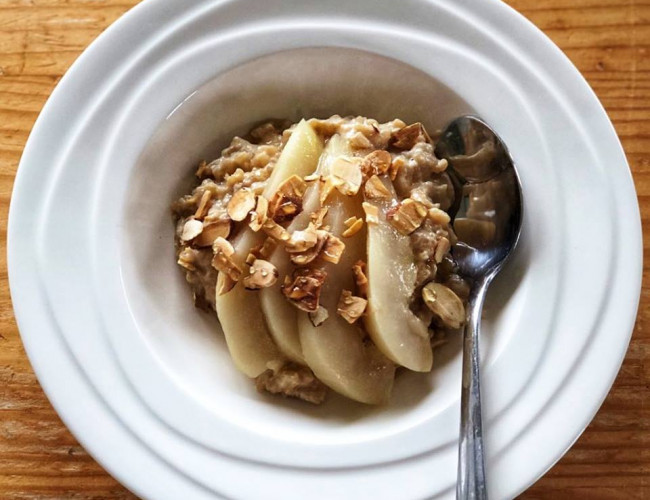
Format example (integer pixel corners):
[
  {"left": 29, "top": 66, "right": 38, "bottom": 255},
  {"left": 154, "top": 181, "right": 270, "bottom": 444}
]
[
  {"left": 249, "top": 195, "right": 269, "bottom": 232},
  {"left": 285, "top": 225, "right": 319, "bottom": 253},
  {"left": 387, "top": 198, "right": 428, "bottom": 235},
  {"left": 360, "top": 150, "right": 391, "bottom": 177},
  {"left": 247, "top": 237, "right": 278, "bottom": 265},
  {"left": 289, "top": 230, "right": 328, "bottom": 265},
  {"left": 428, "top": 207, "right": 451, "bottom": 225},
  {"left": 217, "top": 274, "right": 237, "bottom": 296},
  {"left": 337, "top": 290, "right": 368, "bottom": 324},
  {"left": 342, "top": 217, "right": 363, "bottom": 238},
  {"left": 281, "top": 268, "right": 327, "bottom": 312},
  {"left": 262, "top": 219, "right": 290, "bottom": 243},
  {"left": 364, "top": 174, "right": 391, "bottom": 199},
  {"left": 352, "top": 260, "right": 369, "bottom": 298},
  {"left": 389, "top": 156, "right": 405, "bottom": 180},
  {"left": 362, "top": 202, "right": 379, "bottom": 225},
  {"left": 321, "top": 235, "right": 345, "bottom": 264},
  {"left": 211, "top": 237, "right": 243, "bottom": 281},
  {"left": 434, "top": 237, "right": 451, "bottom": 263},
  {"left": 268, "top": 175, "right": 307, "bottom": 223},
  {"left": 391, "top": 122, "right": 429, "bottom": 149},
  {"left": 319, "top": 175, "right": 340, "bottom": 205},
  {"left": 331, "top": 157, "right": 362, "bottom": 196},
  {"left": 181, "top": 219, "right": 204, "bottom": 242},
  {"left": 177, "top": 247, "right": 197, "bottom": 271},
  {"left": 310, "top": 207, "right": 328, "bottom": 227},
  {"left": 242, "top": 259, "right": 279, "bottom": 289},
  {"left": 193, "top": 219, "right": 231, "bottom": 247},
  {"left": 349, "top": 131, "right": 372, "bottom": 149},
  {"left": 194, "top": 190, "right": 213, "bottom": 220},
  {"left": 422, "top": 282, "right": 465, "bottom": 329},
  {"left": 344, "top": 216, "right": 358, "bottom": 228},
  {"left": 227, "top": 188, "right": 256, "bottom": 221},
  {"left": 308, "top": 306, "right": 329, "bottom": 327}
]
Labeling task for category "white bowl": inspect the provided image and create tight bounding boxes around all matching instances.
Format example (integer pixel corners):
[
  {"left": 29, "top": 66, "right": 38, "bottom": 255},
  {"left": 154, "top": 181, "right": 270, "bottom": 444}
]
[{"left": 9, "top": 0, "right": 642, "bottom": 499}]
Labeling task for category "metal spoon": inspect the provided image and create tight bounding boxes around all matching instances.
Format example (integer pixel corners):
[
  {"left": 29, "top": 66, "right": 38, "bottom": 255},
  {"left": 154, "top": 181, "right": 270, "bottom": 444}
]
[{"left": 435, "top": 116, "right": 524, "bottom": 500}]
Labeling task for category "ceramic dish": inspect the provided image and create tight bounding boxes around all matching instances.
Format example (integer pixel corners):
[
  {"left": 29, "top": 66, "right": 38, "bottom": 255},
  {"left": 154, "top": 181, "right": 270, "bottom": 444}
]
[{"left": 8, "top": 0, "right": 642, "bottom": 498}]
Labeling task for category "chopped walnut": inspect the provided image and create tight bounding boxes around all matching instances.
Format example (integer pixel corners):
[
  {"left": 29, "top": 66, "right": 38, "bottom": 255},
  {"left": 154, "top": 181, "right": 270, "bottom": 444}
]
[
  {"left": 242, "top": 259, "right": 279, "bottom": 289},
  {"left": 360, "top": 150, "right": 391, "bottom": 177},
  {"left": 342, "top": 216, "right": 363, "bottom": 237},
  {"left": 249, "top": 195, "right": 269, "bottom": 232},
  {"left": 387, "top": 198, "right": 428, "bottom": 235},
  {"left": 309, "top": 306, "right": 329, "bottom": 327},
  {"left": 362, "top": 202, "right": 379, "bottom": 225},
  {"left": 391, "top": 122, "right": 430, "bottom": 149},
  {"left": 268, "top": 175, "right": 307, "bottom": 222},
  {"left": 255, "top": 363, "right": 327, "bottom": 405},
  {"left": 364, "top": 174, "right": 391, "bottom": 199},
  {"left": 352, "top": 260, "right": 369, "bottom": 298},
  {"left": 193, "top": 219, "right": 231, "bottom": 247},
  {"left": 211, "top": 237, "right": 243, "bottom": 281},
  {"left": 331, "top": 157, "right": 362, "bottom": 196},
  {"left": 337, "top": 290, "right": 368, "bottom": 324},
  {"left": 281, "top": 268, "right": 327, "bottom": 312},
  {"left": 227, "top": 188, "right": 256, "bottom": 221},
  {"left": 321, "top": 234, "right": 345, "bottom": 264}
]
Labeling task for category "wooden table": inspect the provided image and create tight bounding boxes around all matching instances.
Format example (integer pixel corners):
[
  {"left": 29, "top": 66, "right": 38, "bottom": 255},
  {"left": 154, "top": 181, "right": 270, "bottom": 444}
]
[{"left": 0, "top": 0, "right": 647, "bottom": 498}]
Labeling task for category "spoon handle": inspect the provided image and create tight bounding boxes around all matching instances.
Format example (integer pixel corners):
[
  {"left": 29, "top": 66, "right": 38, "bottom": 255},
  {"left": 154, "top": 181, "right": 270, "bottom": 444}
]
[{"left": 457, "top": 278, "right": 490, "bottom": 500}]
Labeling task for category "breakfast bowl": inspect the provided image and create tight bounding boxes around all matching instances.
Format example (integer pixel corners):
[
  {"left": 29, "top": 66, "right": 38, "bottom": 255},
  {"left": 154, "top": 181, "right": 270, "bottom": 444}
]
[{"left": 8, "top": 0, "right": 642, "bottom": 498}]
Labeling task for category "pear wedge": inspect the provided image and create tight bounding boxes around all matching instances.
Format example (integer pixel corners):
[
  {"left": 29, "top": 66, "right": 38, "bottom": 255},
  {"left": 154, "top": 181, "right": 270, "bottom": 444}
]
[
  {"left": 215, "top": 120, "right": 323, "bottom": 377},
  {"left": 363, "top": 176, "right": 432, "bottom": 372}
]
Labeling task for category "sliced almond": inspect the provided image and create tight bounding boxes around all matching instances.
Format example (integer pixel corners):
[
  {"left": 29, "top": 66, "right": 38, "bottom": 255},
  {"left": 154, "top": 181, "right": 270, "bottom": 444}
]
[
  {"left": 211, "top": 237, "right": 243, "bottom": 281},
  {"left": 290, "top": 230, "right": 328, "bottom": 265},
  {"left": 181, "top": 218, "right": 203, "bottom": 242},
  {"left": 262, "top": 219, "right": 291, "bottom": 243},
  {"left": 242, "top": 259, "right": 279, "bottom": 289},
  {"left": 331, "top": 157, "right": 362, "bottom": 196},
  {"left": 193, "top": 219, "right": 231, "bottom": 247},
  {"left": 281, "top": 268, "right": 327, "bottom": 312},
  {"left": 364, "top": 174, "right": 391, "bottom": 199},
  {"left": 249, "top": 195, "right": 269, "bottom": 232},
  {"left": 268, "top": 174, "right": 307, "bottom": 223},
  {"left": 362, "top": 202, "right": 379, "bottom": 225},
  {"left": 337, "top": 290, "right": 368, "bottom": 324},
  {"left": 422, "top": 282, "right": 465, "bottom": 329},
  {"left": 434, "top": 236, "right": 451, "bottom": 263},
  {"left": 391, "top": 122, "right": 429, "bottom": 149},
  {"left": 310, "top": 207, "right": 328, "bottom": 227},
  {"left": 194, "top": 190, "right": 213, "bottom": 220},
  {"left": 247, "top": 237, "right": 278, "bottom": 265},
  {"left": 318, "top": 175, "right": 339, "bottom": 206},
  {"left": 360, "top": 150, "right": 391, "bottom": 177},
  {"left": 321, "top": 234, "right": 345, "bottom": 264},
  {"left": 286, "top": 224, "right": 319, "bottom": 253},
  {"left": 352, "top": 260, "right": 369, "bottom": 298},
  {"left": 217, "top": 274, "right": 237, "bottom": 296},
  {"left": 342, "top": 217, "right": 363, "bottom": 238},
  {"left": 308, "top": 306, "right": 329, "bottom": 327},
  {"left": 387, "top": 198, "right": 428, "bottom": 235},
  {"left": 227, "top": 188, "right": 256, "bottom": 221},
  {"left": 389, "top": 156, "right": 405, "bottom": 180},
  {"left": 177, "top": 247, "right": 197, "bottom": 272}
]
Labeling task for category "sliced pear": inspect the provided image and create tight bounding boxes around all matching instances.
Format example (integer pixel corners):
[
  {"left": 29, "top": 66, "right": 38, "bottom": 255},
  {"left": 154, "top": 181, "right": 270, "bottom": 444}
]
[
  {"left": 259, "top": 133, "right": 346, "bottom": 364},
  {"left": 363, "top": 176, "right": 432, "bottom": 372},
  {"left": 215, "top": 121, "right": 323, "bottom": 377}
]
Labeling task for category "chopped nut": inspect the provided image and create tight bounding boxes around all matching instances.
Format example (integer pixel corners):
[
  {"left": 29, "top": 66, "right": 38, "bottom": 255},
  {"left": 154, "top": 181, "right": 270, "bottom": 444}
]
[
  {"left": 211, "top": 237, "right": 243, "bottom": 281},
  {"left": 362, "top": 202, "right": 379, "bottom": 225},
  {"left": 262, "top": 219, "right": 290, "bottom": 243},
  {"left": 389, "top": 156, "right": 405, "bottom": 180},
  {"left": 181, "top": 218, "right": 204, "bottom": 242},
  {"left": 422, "top": 282, "right": 465, "bottom": 329},
  {"left": 193, "top": 219, "right": 231, "bottom": 247},
  {"left": 364, "top": 174, "right": 391, "bottom": 199},
  {"left": 349, "top": 131, "right": 373, "bottom": 149},
  {"left": 321, "top": 234, "right": 345, "bottom": 264},
  {"left": 242, "top": 259, "right": 279, "bottom": 289},
  {"left": 428, "top": 207, "right": 451, "bottom": 226},
  {"left": 247, "top": 237, "right": 278, "bottom": 264},
  {"left": 352, "top": 260, "right": 369, "bottom": 298},
  {"left": 249, "top": 195, "right": 269, "bottom": 232},
  {"left": 177, "top": 247, "right": 197, "bottom": 271},
  {"left": 268, "top": 175, "right": 307, "bottom": 222},
  {"left": 331, "top": 157, "right": 362, "bottom": 195},
  {"left": 360, "top": 150, "right": 391, "bottom": 177},
  {"left": 217, "top": 274, "right": 236, "bottom": 296},
  {"left": 286, "top": 224, "right": 319, "bottom": 253},
  {"left": 391, "top": 122, "right": 429, "bottom": 149},
  {"left": 194, "top": 190, "right": 213, "bottom": 219},
  {"left": 434, "top": 237, "right": 451, "bottom": 263},
  {"left": 337, "top": 290, "right": 368, "bottom": 324},
  {"left": 387, "top": 198, "right": 428, "bottom": 235},
  {"left": 227, "top": 188, "right": 256, "bottom": 221},
  {"left": 308, "top": 306, "right": 329, "bottom": 327},
  {"left": 310, "top": 207, "right": 328, "bottom": 227},
  {"left": 318, "top": 175, "right": 338, "bottom": 205},
  {"left": 342, "top": 217, "right": 363, "bottom": 238},
  {"left": 281, "top": 268, "right": 327, "bottom": 312},
  {"left": 289, "top": 230, "right": 328, "bottom": 265}
]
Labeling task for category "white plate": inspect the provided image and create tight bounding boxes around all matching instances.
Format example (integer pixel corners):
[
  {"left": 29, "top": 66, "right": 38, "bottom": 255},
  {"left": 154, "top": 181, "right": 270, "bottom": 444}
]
[{"left": 8, "top": 0, "right": 642, "bottom": 498}]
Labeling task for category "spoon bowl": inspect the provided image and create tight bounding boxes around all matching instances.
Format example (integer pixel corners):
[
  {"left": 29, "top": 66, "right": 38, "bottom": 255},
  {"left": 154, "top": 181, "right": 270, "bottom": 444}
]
[{"left": 436, "top": 116, "right": 524, "bottom": 500}]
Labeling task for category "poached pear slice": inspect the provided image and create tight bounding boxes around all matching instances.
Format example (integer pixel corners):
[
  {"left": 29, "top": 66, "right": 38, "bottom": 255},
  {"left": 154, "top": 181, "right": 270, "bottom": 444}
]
[
  {"left": 215, "top": 120, "right": 323, "bottom": 377},
  {"left": 363, "top": 176, "right": 432, "bottom": 372}
]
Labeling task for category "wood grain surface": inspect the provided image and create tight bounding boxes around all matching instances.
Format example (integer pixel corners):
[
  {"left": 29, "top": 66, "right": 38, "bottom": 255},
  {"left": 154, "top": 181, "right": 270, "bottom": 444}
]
[{"left": 0, "top": 0, "right": 648, "bottom": 498}]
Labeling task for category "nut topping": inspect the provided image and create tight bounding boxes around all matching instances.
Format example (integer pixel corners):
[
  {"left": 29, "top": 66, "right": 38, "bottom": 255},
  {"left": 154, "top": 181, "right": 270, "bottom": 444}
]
[
  {"left": 352, "top": 260, "right": 369, "bottom": 298},
  {"left": 181, "top": 219, "right": 204, "bottom": 242},
  {"left": 391, "top": 122, "right": 430, "bottom": 149},
  {"left": 193, "top": 219, "right": 231, "bottom": 247},
  {"left": 331, "top": 157, "right": 362, "bottom": 196},
  {"left": 227, "top": 188, "right": 256, "bottom": 221},
  {"left": 308, "top": 306, "right": 329, "bottom": 327},
  {"left": 268, "top": 175, "right": 307, "bottom": 222},
  {"left": 387, "top": 198, "right": 428, "bottom": 235},
  {"left": 249, "top": 195, "right": 269, "bottom": 232},
  {"left": 364, "top": 174, "right": 391, "bottom": 199},
  {"left": 211, "top": 237, "right": 243, "bottom": 282},
  {"left": 362, "top": 202, "right": 379, "bottom": 225},
  {"left": 337, "top": 290, "right": 368, "bottom": 324},
  {"left": 282, "top": 268, "right": 327, "bottom": 312},
  {"left": 428, "top": 206, "right": 451, "bottom": 226},
  {"left": 422, "top": 282, "right": 465, "bottom": 329},
  {"left": 342, "top": 216, "right": 364, "bottom": 238},
  {"left": 321, "top": 234, "right": 345, "bottom": 264},
  {"left": 242, "top": 259, "right": 279, "bottom": 289},
  {"left": 194, "top": 190, "right": 213, "bottom": 220},
  {"left": 360, "top": 150, "right": 391, "bottom": 177}
]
